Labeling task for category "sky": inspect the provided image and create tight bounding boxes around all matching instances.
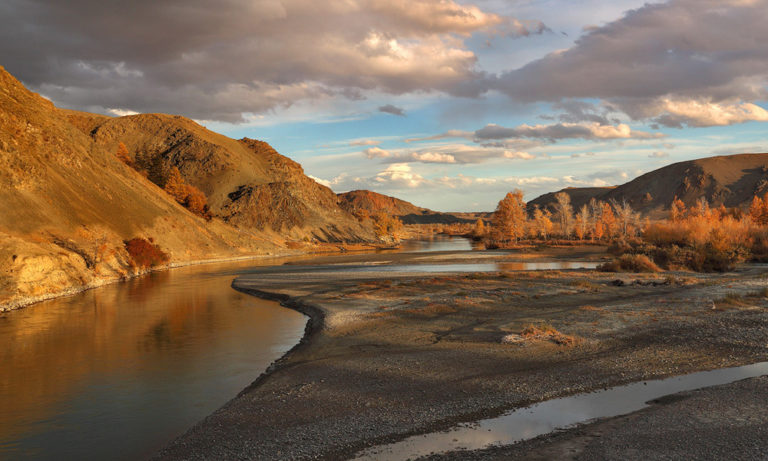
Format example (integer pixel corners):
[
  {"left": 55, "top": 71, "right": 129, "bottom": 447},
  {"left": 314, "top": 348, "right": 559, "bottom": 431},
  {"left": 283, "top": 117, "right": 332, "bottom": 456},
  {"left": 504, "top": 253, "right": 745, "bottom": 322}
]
[{"left": 3, "top": 0, "right": 768, "bottom": 211}]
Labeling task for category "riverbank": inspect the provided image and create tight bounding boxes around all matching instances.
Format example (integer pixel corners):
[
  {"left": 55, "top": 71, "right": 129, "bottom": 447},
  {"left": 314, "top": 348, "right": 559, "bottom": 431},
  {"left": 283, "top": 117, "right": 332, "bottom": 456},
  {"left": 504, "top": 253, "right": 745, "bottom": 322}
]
[
  {"left": 0, "top": 240, "right": 391, "bottom": 313},
  {"left": 155, "top": 247, "right": 768, "bottom": 460}
]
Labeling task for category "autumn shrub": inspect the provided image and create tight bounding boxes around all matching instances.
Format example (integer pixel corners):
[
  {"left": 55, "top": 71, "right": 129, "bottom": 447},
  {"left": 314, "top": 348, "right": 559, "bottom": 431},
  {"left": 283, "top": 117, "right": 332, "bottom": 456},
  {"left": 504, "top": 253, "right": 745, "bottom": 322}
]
[
  {"left": 163, "top": 167, "right": 211, "bottom": 219},
  {"left": 614, "top": 215, "right": 752, "bottom": 272},
  {"left": 599, "top": 254, "right": 660, "bottom": 273},
  {"left": 124, "top": 238, "right": 170, "bottom": 269},
  {"left": 115, "top": 142, "right": 134, "bottom": 167}
]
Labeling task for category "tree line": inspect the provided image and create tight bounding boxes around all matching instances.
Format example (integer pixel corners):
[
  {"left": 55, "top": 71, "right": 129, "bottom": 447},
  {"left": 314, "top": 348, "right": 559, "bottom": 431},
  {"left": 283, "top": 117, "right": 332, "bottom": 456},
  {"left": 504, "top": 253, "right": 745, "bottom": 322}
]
[{"left": 481, "top": 190, "right": 641, "bottom": 245}]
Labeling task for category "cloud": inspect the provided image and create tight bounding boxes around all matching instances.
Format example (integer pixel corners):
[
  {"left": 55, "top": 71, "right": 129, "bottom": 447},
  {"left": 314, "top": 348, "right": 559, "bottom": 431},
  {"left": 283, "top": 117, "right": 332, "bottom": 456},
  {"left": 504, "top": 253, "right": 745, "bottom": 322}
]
[
  {"left": 378, "top": 104, "right": 406, "bottom": 116},
  {"left": 0, "top": 0, "right": 545, "bottom": 122},
  {"left": 649, "top": 99, "right": 768, "bottom": 128},
  {"left": 366, "top": 143, "right": 536, "bottom": 164},
  {"left": 492, "top": 0, "right": 768, "bottom": 126},
  {"left": 364, "top": 147, "right": 391, "bottom": 158},
  {"left": 405, "top": 130, "right": 474, "bottom": 142},
  {"left": 349, "top": 139, "right": 381, "bottom": 146},
  {"left": 648, "top": 151, "right": 669, "bottom": 158},
  {"left": 374, "top": 163, "right": 426, "bottom": 188},
  {"left": 473, "top": 122, "right": 662, "bottom": 141}
]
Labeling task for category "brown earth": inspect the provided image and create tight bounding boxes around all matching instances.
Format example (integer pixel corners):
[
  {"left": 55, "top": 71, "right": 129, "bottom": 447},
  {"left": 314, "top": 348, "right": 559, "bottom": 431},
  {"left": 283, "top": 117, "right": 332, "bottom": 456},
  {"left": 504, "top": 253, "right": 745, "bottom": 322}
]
[
  {"left": 530, "top": 153, "right": 768, "bottom": 217},
  {"left": 154, "top": 247, "right": 768, "bottom": 460}
]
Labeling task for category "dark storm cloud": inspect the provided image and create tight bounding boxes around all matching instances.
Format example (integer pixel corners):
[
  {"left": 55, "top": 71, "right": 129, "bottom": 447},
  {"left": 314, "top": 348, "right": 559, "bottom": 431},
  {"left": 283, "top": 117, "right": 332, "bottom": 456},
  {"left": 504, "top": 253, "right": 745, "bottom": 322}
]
[
  {"left": 0, "top": 0, "right": 545, "bottom": 122},
  {"left": 378, "top": 104, "right": 406, "bottom": 116},
  {"left": 491, "top": 0, "right": 768, "bottom": 126}
]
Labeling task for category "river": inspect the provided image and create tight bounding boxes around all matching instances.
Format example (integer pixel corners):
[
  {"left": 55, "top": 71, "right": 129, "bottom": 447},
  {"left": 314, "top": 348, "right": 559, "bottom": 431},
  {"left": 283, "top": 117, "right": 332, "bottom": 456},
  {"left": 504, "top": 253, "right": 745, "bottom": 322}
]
[{"left": 0, "top": 236, "right": 596, "bottom": 460}]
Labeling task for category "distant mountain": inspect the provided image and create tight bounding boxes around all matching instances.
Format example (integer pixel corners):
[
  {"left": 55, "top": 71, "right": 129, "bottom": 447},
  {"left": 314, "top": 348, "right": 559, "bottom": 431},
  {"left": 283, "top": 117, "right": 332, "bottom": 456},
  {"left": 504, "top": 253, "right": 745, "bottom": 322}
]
[
  {"left": 529, "top": 153, "right": 768, "bottom": 216},
  {"left": 528, "top": 187, "right": 615, "bottom": 214},
  {"left": 338, "top": 190, "right": 477, "bottom": 224},
  {"left": 0, "top": 66, "right": 372, "bottom": 310}
]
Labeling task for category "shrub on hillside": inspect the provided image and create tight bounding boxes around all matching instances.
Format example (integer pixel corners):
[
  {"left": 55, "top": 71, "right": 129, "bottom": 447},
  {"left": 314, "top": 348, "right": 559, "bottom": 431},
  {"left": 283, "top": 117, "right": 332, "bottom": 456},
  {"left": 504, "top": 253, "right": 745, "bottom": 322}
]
[
  {"left": 124, "top": 238, "right": 170, "bottom": 269},
  {"left": 163, "top": 167, "right": 212, "bottom": 220}
]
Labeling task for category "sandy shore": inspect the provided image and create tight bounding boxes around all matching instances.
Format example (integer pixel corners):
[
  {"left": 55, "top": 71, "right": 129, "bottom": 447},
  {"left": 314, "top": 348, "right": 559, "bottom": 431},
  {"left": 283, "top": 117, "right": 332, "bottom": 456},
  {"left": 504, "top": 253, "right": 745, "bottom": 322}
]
[{"left": 154, "top": 247, "right": 768, "bottom": 460}]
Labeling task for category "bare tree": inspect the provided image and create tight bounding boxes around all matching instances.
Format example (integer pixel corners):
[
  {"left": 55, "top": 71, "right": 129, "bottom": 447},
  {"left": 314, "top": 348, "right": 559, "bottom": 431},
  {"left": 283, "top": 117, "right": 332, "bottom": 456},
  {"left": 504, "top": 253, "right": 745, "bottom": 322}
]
[
  {"left": 611, "top": 199, "right": 638, "bottom": 238},
  {"left": 553, "top": 192, "right": 573, "bottom": 238},
  {"left": 531, "top": 205, "right": 553, "bottom": 240},
  {"left": 575, "top": 205, "right": 590, "bottom": 240}
]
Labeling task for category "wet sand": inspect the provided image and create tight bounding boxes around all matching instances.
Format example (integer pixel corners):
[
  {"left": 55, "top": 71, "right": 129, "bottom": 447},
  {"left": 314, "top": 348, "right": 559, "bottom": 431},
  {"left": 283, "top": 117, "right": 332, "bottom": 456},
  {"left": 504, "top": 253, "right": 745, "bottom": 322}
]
[{"left": 154, "top": 247, "right": 768, "bottom": 460}]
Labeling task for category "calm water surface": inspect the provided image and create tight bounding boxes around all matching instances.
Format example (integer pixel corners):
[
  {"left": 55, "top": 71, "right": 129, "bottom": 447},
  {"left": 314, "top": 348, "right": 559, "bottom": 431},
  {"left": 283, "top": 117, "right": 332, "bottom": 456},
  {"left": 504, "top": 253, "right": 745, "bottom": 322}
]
[{"left": 0, "top": 260, "right": 307, "bottom": 461}]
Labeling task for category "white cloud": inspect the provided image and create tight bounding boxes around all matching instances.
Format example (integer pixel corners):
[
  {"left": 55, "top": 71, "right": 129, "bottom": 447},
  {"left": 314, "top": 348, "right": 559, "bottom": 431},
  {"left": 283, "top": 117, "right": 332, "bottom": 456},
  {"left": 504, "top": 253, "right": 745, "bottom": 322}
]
[
  {"left": 374, "top": 163, "right": 426, "bottom": 187},
  {"left": 474, "top": 122, "right": 663, "bottom": 141},
  {"left": 651, "top": 99, "right": 768, "bottom": 127},
  {"left": 349, "top": 139, "right": 381, "bottom": 146},
  {"left": 364, "top": 147, "right": 391, "bottom": 158}
]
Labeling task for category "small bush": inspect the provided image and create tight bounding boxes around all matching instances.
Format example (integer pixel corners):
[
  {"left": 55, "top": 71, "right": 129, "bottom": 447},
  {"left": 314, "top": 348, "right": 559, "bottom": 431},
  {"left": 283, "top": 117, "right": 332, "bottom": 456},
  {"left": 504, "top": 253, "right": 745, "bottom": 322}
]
[
  {"left": 599, "top": 254, "right": 660, "bottom": 273},
  {"left": 124, "top": 238, "right": 170, "bottom": 269}
]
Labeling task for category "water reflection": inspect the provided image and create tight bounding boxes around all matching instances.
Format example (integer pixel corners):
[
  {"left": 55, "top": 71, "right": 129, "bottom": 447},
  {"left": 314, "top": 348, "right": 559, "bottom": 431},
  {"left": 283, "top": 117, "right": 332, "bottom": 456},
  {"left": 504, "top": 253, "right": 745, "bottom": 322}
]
[
  {"left": 393, "top": 236, "right": 481, "bottom": 253},
  {"left": 354, "top": 261, "right": 599, "bottom": 273},
  {"left": 355, "top": 361, "right": 768, "bottom": 460},
  {"left": 0, "top": 261, "right": 307, "bottom": 461}
]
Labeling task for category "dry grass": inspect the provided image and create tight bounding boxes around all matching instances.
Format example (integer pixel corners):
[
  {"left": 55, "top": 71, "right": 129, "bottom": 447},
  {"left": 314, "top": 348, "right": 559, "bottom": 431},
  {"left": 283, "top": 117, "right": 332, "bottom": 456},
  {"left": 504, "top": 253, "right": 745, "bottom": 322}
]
[{"left": 502, "top": 322, "right": 578, "bottom": 346}]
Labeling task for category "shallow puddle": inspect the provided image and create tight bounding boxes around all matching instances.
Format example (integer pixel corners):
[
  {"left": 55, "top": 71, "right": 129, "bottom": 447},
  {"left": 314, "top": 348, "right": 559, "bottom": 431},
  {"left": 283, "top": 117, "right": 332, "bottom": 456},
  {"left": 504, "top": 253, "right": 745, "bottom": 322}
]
[
  {"left": 354, "top": 361, "right": 768, "bottom": 460},
  {"left": 354, "top": 261, "right": 599, "bottom": 273}
]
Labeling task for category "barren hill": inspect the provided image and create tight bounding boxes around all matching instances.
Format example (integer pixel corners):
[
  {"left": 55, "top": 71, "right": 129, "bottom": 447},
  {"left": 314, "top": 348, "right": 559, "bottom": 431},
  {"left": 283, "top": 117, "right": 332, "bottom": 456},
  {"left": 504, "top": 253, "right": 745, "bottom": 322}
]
[
  {"left": 338, "top": 190, "right": 476, "bottom": 224},
  {"left": 530, "top": 153, "right": 768, "bottom": 216},
  {"left": 0, "top": 66, "right": 372, "bottom": 310},
  {"left": 76, "top": 113, "right": 373, "bottom": 242},
  {"left": 528, "top": 187, "right": 615, "bottom": 214}
]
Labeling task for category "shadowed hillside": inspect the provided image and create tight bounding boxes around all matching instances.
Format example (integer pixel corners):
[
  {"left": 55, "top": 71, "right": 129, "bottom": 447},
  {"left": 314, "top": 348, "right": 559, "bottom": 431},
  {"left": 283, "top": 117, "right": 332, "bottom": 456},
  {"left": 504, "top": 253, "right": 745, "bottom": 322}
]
[{"left": 530, "top": 154, "right": 768, "bottom": 217}]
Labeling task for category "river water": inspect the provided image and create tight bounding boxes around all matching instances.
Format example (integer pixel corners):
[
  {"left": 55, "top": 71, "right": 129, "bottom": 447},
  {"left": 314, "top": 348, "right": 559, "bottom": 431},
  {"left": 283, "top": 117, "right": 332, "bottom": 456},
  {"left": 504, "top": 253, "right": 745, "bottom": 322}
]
[
  {"left": 0, "top": 260, "right": 307, "bottom": 461},
  {"left": 0, "top": 236, "right": 595, "bottom": 460}
]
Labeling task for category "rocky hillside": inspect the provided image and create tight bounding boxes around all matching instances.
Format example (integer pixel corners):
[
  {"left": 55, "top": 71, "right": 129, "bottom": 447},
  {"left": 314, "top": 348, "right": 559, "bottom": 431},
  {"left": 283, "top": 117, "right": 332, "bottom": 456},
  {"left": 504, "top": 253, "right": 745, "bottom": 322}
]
[
  {"left": 338, "top": 189, "right": 476, "bottom": 224},
  {"left": 74, "top": 113, "right": 373, "bottom": 242},
  {"left": 0, "top": 66, "right": 372, "bottom": 310},
  {"left": 530, "top": 153, "right": 768, "bottom": 217}
]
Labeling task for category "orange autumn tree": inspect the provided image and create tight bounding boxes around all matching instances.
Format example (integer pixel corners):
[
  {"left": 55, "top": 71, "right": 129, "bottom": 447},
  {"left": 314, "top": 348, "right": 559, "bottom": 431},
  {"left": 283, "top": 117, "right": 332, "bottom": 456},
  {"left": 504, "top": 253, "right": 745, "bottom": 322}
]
[
  {"left": 473, "top": 218, "right": 486, "bottom": 237},
  {"left": 115, "top": 142, "right": 134, "bottom": 167},
  {"left": 531, "top": 205, "right": 553, "bottom": 240},
  {"left": 749, "top": 193, "right": 768, "bottom": 225},
  {"left": 670, "top": 197, "right": 686, "bottom": 221},
  {"left": 493, "top": 190, "right": 527, "bottom": 243},
  {"left": 163, "top": 167, "right": 211, "bottom": 220},
  {"left": 600, "top": 202, "right": 616, "bottom": 239}
]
